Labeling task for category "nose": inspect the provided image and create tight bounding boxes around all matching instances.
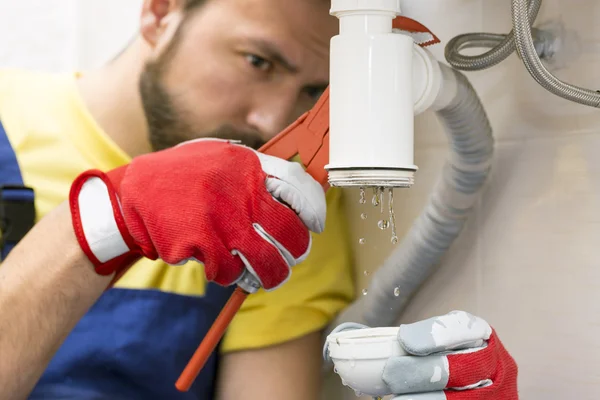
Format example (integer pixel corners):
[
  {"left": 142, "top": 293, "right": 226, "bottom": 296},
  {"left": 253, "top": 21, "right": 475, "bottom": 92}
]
[{"left": 246, "top": 90, "right": 299, "bottom": 139}]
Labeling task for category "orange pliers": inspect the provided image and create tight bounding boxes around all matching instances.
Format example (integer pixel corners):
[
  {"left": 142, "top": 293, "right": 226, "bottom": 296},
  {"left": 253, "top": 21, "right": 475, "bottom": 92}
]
[{"left": 175, "top": 17, "right": 440, "bottom": 392}]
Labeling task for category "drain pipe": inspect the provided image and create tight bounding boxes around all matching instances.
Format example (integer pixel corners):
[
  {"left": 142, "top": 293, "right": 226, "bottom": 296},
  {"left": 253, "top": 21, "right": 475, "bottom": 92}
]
[{"left": 326, "top": 62, "right": 494, "bottom": 334}]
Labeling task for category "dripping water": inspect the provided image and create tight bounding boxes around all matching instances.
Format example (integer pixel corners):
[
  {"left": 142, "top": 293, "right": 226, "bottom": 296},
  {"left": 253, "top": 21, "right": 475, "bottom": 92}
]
[
  {"left": 371, "top": 187, "right": 379, "bottom": 207},
  {"left": 389, "top": 188, "right": 398, "bottom": 245}
]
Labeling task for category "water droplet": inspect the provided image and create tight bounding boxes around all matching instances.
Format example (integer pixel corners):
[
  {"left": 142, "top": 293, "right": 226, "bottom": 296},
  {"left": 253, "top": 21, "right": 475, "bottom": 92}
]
[
  {"left": 389, "top": 189, "right": 398, "bottom": 244},
  {"left": 394, "top": 287, "right": 400, "bottom": 296},
  {"left": 359, "top": 187, "right": 366, "bottom": 204},
  {"left": 360, "top": 213, "right": 367, "bottom": 220},
  {"left": 378, "top": 220, "right": 389, "bottom": 230},
  {"left": 372, "top": 187, "right": 382, "bottom": 207},
  {"left": 363, "top": 270, "right": 370, "bottom": 276},
  {"left": 359, "top": 238, "right": 366, "bottom": 245},
  {"left": 362, "top": 288, "right": 368, "bottom": 295}
]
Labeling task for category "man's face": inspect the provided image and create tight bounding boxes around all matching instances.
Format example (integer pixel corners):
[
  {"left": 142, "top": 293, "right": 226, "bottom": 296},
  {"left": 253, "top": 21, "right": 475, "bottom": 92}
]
[{"left": 139, "top": 0, "right": 336, "bottom": 151}]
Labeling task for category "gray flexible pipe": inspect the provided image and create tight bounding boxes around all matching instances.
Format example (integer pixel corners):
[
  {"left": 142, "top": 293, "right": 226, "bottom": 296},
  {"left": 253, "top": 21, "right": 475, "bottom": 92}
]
[
  {"left": 512, "top": 0, "right": 600, "bottom": 107},
  {"left": 325, "top": 64, "right": 493, "bottom": 335},
  {"left": 445, "top": 0, "right": 542, "bottom": 71}
]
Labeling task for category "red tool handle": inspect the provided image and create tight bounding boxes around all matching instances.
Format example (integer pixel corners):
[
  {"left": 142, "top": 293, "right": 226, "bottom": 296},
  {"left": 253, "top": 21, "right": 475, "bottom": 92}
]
[{"left": 175, "top": 287, "right": 249, "bottom": 392}]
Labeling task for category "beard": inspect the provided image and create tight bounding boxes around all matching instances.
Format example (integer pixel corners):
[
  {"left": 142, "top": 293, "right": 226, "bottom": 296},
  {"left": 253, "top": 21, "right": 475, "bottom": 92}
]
[{"left": 138, "top": 20, "right": 266, "bottom": 151}]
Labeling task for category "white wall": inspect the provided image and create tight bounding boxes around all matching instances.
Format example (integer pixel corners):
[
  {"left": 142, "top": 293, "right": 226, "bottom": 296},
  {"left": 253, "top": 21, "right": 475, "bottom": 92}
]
[
  {"left": 0, "top": 0, "right": 141, "bottom": 71},
  {"left": 329, "top": 0, "right": 600, "bottom": 399}
]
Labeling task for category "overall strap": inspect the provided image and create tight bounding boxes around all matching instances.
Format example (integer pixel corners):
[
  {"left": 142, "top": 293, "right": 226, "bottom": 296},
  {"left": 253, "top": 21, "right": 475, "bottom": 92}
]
[{"left": 0, "top": 119, "right": 35, "bottom": 260}]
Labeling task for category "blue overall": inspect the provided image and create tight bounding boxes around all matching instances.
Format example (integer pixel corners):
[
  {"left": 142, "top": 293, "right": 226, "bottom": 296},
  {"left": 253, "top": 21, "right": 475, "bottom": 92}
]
[
  {"left": 0, "top": 119, "right": 35, "bottom": 259},
  {"left": 29, "top": 285, "right": 235, "bottom": 399},
  {"left": 0, "top": 118, "right": 234, "bottom": 399}
]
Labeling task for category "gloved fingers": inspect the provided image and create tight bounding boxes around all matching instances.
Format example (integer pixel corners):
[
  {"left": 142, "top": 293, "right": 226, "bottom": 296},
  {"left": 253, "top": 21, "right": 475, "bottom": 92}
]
[
  {"left": 399, "top": 311, "right": 492, "bottom": 356},
  {"left": 255, "top": 191, "right": 312, "bottom": 263},
  {"left": 443, "top": 333, "right": 499, "bottom": 389},
  {"left": 233, "top": 225, "right": 297, "bottom": 290},
  {"left": 391, "top": 385, "right": 501, "bottom": 400},
  {"left": 254, "top": 151, "right": 327, "bottom": 233},
  {"left": 384, "top": 325, "right": 503, "bottom": 396},
  {"left": 391, "top": 392, "right": 447, "bottom": 400},
  {"left": 201, "top": 248, "right": 246, "bottom": 287},
  {"left": 444, "top": 380, "right": 510, "bottom": 400},
  {"left": 383, "top": 353, "right": 495, "bottom": 396},
  {"left": 447, "top": 330, "right": 517, "bottom": 396},
  {"left": 253, "top": 222, "right": 311, "bottom": 266},
  {"left": 382, "top": 354, "right": 450, "bottom": 394},
  {"left": 170, "top": 138, "right": 327, "bottom": 233}
]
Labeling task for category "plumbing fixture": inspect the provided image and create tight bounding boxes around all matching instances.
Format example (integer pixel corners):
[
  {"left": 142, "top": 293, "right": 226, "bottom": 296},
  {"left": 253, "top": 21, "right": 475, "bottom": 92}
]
[
  {"left": 444, "top": 0, "right": 600, "bottom": 108},
  {"left": 512, "top": 0, "right": 600, "bottom": 107},
  {"left": 445, "top": 0, "right": 543, "bottom": 71},
  {"left": 327, "top": 62, "right": 494, "bottom": 342},
  {"left": 326, "top": 0, "right": 417, "bottom": 188},
  {"left": 326, "top": 0, "right": 443, "bottom": 189}
]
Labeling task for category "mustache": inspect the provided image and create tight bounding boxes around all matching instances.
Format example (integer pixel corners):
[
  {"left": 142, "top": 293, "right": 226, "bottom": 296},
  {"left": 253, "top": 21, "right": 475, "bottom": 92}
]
[{"left": 203, "top": 125, "right": 267, "bottom": 150}]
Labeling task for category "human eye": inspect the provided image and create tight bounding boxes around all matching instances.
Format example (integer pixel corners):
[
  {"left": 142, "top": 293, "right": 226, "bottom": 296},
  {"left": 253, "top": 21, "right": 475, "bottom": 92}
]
[
  {"left": 304, "top": 85, "right": 327, "bottom": 101},
  {"left": 245, "top": 54, "right": 273, "bottom": 72}
]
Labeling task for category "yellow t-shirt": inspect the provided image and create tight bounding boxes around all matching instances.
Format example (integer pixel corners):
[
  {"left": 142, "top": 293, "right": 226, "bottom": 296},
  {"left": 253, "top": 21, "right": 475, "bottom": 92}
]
[{"left": 0, "top": 69, "right": 355, "bottom": 397}]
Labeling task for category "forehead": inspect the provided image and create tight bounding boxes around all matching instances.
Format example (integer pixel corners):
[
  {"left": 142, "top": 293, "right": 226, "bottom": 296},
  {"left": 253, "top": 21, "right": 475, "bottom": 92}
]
[{"left": 186, "top": 0, "right": 338, "bottom": 75}]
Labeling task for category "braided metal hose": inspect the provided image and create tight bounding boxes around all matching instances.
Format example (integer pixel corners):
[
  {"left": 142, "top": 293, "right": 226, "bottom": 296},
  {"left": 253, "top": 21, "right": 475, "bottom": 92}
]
[
  {"left": 512, "top": 0, "right": 600, "bottom": 107},
  {"left": 445, "top": 0, "right": 542, "bottom": 71},
  {"left": 446, "top": 0, "right": 600, "bottom": 107}
]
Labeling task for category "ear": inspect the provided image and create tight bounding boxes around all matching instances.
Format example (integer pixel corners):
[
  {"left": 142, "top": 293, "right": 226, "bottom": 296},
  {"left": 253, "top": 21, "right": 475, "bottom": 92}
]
[{"left": 140, "top": 0, "right": 184, "bottom": 48}]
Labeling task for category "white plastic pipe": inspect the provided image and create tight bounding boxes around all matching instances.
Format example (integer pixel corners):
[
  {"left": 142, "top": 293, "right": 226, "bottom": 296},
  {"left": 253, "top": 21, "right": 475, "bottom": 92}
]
[
  {"left": 327, "top": 0, "right": 417, "bottom": 188},
  {"left": 325, "top": 63, "right": 494, "bottom": 336}
]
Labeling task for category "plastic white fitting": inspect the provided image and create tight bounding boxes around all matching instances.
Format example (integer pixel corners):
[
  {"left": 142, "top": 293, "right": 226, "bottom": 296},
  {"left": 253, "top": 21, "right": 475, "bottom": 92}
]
[
  {"left": 327, "top": 0, "right": 444, "bottom": 189},
  {"left": 325, "top": 326, "right": 407, "bottom": 397},
  {"left": 327, "top": 0, "right": 445, "bottom": 188},
  {"left": 327, "top": 0, "right": 416, "bottom": 188},
  {"left": 412, "top": 45, "right": 443, "bottom": 114}
]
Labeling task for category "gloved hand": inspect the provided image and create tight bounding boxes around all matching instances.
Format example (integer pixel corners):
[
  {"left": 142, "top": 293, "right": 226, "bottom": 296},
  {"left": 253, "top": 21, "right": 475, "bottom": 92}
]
[
  {"left": 385, "top": 311, "right": 518, "bottom": 400},
  {"left": 69, "top": 138, "right": 326, "bottom": 290},
  {"left": 327, "top": 311, "right": 517, "bottom": 400}
]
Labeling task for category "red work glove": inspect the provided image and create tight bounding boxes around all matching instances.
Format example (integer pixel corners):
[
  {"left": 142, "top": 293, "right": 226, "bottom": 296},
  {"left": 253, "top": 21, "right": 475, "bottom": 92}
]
[
  {"left": 383, "top": 311, "right": 518, "bottom": 399},
  {"left": 69, "top": 138, "right": 326, "bottom": 290}
]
